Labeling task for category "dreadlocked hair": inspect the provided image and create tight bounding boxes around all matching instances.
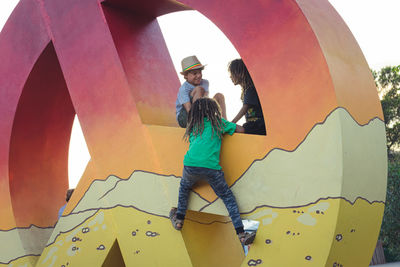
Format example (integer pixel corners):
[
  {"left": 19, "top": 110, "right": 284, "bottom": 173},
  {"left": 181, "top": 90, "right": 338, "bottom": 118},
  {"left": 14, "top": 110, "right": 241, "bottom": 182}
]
[
  {"left": 184, "top": 97, "right": 224, "bottom": 142},
  {"left": 228, "top": 59, "right": 254, "bottom": 101}
]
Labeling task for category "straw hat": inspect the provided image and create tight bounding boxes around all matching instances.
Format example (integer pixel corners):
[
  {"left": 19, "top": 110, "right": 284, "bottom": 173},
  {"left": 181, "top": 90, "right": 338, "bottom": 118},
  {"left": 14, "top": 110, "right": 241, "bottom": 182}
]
[{"left": 180, "top": 55, "right": 206, "bottom": 74}]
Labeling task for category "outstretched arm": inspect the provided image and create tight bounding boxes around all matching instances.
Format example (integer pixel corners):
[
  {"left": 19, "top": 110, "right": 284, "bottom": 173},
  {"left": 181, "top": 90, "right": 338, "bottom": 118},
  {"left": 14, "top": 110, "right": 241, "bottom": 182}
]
[
  {"left": 235, "top": 125, "right": 245, "bottom": 133},
  {"left": 232, "top": 104, "right": 249, "bottom": 123}
]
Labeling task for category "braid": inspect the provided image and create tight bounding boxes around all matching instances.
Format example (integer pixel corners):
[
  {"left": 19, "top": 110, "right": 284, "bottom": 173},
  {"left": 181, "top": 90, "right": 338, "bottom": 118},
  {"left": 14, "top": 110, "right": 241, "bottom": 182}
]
[
  {"left": 184, "top": 98, "right": 224, "bottom": 141},
  {"left": 228, "top": 59, "right": 254, "bottom": 100}
]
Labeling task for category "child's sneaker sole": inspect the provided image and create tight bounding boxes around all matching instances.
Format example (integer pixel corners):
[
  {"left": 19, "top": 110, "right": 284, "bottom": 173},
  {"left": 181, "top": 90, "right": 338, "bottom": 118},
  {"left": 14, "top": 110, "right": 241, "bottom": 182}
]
[
  {"left": 239, "top": 231, "right": 256, "bottom": 245},
  {"left": 169, "top": 208, "right": 183, "bottom": 230}
]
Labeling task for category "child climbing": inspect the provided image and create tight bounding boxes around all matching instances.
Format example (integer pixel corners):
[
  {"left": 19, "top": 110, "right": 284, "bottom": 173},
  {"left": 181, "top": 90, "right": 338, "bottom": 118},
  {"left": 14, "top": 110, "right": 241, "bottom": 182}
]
[
  {"left": 175, "top": 55, "right": 226, "bottom": 128},
  {"left": 170, "top": 97, "right": 256, "bottom": 245},
  {"left": 228, "top": 59, "right": 266, "bottom": 135}
]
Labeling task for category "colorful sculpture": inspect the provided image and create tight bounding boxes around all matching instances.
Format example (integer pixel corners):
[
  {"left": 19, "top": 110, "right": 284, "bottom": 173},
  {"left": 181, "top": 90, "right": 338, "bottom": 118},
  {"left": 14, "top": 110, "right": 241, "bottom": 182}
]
[{"left": 0, "top": 0, "right": 386, "bottom": 266}]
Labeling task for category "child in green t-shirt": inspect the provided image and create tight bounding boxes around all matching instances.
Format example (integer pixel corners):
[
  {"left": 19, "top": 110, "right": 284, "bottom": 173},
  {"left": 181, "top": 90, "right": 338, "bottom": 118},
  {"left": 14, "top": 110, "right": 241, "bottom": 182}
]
[{"left": 169, "top": 97, "right": 256, "bottom": 245}]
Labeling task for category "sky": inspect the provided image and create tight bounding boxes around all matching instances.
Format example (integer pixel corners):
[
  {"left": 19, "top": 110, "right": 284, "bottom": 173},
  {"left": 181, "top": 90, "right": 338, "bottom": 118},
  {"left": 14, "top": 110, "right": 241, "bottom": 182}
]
[{"left": 0, "top": 0, "right": 399, "bottom": 187}]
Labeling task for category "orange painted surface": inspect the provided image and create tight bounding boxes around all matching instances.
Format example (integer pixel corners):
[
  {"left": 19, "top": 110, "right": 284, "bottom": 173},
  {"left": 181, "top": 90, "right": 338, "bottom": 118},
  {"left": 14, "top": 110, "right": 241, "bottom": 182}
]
[
  {"left": 181, "top": 0, "right": 381, "bottom": 149},
  {"left": 141, "top": 0, "right": 383, "bottom": 201},
  {"left": 0, "top": 0, "right": 382, "bottom": 230},
  {"left": 42, "top": 0, "right": 161, "bottom": 179},
  {"left": 296, "top": 0, "right": 383, "bottom": 122}
]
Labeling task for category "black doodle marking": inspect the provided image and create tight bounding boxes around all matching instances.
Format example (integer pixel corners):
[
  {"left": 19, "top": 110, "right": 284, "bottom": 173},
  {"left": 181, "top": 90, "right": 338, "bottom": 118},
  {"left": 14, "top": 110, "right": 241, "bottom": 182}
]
[
  {"left": 134, "top": 250, "right": 140, "bottom": 254},
  {"left": 293, "top": 209, "right": 305, "bottom": 214},
  {"left": 96, "top": 245, "right": 105, "bottom": 250},
  {"left": 333, "top": 262, "right": 343, "bottom": 267},
  {"left": 247, "top": 259, "right": 262, "bottom": 266},
  {"left": 350, "top": 229, "right": 356, "bottom": 233},
  {"left": 336, "top": 234, "right": 343, "bottom": 241},
  {"left": 70, "top": 108, "right": 383, "bottom": 224},
  {"left": 237, "top": 196, "right": 382, "bottom": 219},
  {"left": 315, "top": 210, "right": 326, "bottom": 215},
  {"left": 82, "top": 227, "right": 90, "bottom": 234},
  {"left": 305, "top": 255, "right": 312, "bottom": 261},
  {"left": 248, "top": 259, "right": 257, "bottom": 266},
  {"left": 72, "top": 237, "right": 82, "bottom": 242},
  {"left": 265, "top": 239, "right": 272, "bottom": 244},
  {"left": 147, "top": 220, "right": 151, "bottom": 224},
  {"left": 71, "top": 246, "right": 78, "bottom": 251},
  {"left": 146, "top": 231, "right": 160, "bottom": 237},
  {"left": 286, "top": 230, "right": 300, "bottom": 237}
]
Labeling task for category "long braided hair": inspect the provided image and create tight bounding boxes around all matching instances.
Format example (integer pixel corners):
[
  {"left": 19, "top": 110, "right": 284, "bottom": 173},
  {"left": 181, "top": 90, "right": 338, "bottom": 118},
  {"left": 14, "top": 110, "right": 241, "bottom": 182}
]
[
  {"left": 184, "top": 97, "right": 224, "bottom": 141},
  {"left": 228, "top": 59, "right": 254, "bottom": 100}
]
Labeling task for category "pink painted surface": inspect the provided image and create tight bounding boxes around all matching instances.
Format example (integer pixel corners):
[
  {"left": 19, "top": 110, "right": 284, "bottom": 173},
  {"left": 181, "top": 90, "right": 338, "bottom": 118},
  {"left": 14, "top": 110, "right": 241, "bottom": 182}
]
[{"left": 0, "top": 0, "right": 383, "bottom": 265}]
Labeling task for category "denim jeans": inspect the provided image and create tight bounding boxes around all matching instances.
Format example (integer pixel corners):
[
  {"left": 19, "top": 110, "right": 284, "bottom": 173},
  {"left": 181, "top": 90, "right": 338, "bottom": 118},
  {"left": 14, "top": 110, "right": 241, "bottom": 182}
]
[
  {"left": 177, "top": 166, "right": 244, "bottom": 231},
  {"left": 177, "top": 109, "right": 188, "bottom": 128}
]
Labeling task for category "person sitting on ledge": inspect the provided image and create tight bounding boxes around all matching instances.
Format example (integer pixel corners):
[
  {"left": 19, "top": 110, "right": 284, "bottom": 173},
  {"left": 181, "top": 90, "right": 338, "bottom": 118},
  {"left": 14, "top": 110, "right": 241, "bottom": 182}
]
[
  {"left": 228, "top": 58, "right": 266, "bottom": 135},
  {"left": 175, "top": 55, "right": 226, "bottom": 128}
]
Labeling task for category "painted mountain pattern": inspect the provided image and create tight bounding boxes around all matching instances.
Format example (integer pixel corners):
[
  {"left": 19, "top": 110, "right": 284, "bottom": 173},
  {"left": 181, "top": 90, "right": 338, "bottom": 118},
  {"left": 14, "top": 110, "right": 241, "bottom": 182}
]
[{"left": 2, "top": 108, "right": 386, "bottom": 267}]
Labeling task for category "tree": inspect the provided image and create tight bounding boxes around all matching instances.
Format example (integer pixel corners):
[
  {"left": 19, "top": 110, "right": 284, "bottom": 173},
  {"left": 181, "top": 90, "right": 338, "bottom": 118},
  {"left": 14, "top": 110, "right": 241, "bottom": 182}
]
[
  {"left": 379, "top": 161, "right": 400, "bottom": 262},
  {"left": 374, "top": 65, "right": 400, "bottom": 262},
  {"left": 373, "top": 65, "right": 400, "bottom": 152}
]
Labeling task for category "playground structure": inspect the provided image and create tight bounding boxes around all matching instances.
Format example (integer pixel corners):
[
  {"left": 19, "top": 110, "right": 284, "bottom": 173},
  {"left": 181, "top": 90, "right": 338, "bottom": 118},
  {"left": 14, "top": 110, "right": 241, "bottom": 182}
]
[{"left": 0, "top": 0, "right": 387, "bottom": 266}]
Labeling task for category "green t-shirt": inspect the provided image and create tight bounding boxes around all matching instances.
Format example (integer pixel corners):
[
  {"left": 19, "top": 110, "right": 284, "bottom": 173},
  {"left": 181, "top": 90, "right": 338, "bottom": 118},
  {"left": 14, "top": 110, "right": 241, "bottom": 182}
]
[{"left": 183, "top": 118, "right": 237, "bottom": 170}]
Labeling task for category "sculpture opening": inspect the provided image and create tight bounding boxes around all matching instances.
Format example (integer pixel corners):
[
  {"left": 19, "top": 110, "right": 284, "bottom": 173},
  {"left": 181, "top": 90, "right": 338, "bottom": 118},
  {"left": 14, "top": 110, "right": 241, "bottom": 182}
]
[
  {"left": 0, "top": 0, "right": 386, "bottom": 266},
  {"left": 9, "top": 42, "right": 74, "bottom": 227}
]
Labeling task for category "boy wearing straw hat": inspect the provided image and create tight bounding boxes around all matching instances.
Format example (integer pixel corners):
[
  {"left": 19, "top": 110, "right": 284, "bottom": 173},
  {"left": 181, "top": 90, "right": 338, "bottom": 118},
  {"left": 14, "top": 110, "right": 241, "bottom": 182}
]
[{"left": 175, "top": 55, "right": 226, "bottom": 128}]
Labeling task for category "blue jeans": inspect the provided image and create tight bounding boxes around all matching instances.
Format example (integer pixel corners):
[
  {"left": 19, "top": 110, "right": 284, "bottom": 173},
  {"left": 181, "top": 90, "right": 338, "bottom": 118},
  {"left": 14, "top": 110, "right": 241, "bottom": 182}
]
[{"left": 177, "top": 166, "right": 244, "bottom": 232}]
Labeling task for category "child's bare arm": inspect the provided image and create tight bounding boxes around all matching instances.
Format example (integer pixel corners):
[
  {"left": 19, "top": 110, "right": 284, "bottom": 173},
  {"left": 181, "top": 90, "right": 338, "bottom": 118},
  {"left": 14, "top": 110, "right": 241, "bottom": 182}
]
[
  {"left": 183, "top": 102, "right": 191, "bottom": 113},
  {"left": 232, "top": 104, "right": 249, "bottom": 123},
  {"left": 235, "top": 125, "right": 245, "bottom": 133}
]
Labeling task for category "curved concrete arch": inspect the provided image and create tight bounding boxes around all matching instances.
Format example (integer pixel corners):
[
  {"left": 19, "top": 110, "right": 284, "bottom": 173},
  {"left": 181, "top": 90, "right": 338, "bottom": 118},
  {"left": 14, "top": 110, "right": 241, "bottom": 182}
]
[{"left": 0, "top": 0, "right": 386, "bottom": 266}]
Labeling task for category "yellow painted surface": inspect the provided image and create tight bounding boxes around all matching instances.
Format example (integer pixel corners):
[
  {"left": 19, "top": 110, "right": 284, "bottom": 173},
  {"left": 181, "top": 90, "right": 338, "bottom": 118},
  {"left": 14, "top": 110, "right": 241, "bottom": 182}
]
[
  {"left": 180, "top": 210, "right": 245, "bottom": 267},
  {"left": 326, "top": 199, "right": 384, "bottom": 267},
  {"left": 37, "top": 211, "right": 117, "bottom": 267},
  {"left": 2, "top": 108, "right": 386, "bottom": 266},
  {"left": 110, "top": 206, "right": 192, "bottom": 266},
  {"left": 0, "top": 255, "right": 38, "bottom": 267},
  {"left": 0, "top": 0, "right": 387, "bottom": 266},
  {"left": 243, "top": 198, "right": 383, "bottom": 267},
  {"left": 37, "top": 207, "right": 192, "bottom": 267},
  {"left": 146, "top": 108, "right": 386, "bottom": 205},
  {"left": 35, "top": 198, "right": 383, "bottom": 267},
  {"left": 102, "top": 239, "right": 125, "bottom": 267}
]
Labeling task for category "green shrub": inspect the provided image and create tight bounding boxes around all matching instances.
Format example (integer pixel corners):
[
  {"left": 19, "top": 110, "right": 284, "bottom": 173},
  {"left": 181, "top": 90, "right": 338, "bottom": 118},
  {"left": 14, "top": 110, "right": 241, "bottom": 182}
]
[{"left": 379, "top": 161, "right": 400, "bottom": 262}]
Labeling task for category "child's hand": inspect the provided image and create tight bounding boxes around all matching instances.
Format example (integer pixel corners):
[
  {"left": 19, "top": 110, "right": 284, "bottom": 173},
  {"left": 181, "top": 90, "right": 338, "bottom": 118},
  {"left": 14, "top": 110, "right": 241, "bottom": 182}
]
[{"left": 235, "top": 125, "right": 245, "bottom": 133}]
